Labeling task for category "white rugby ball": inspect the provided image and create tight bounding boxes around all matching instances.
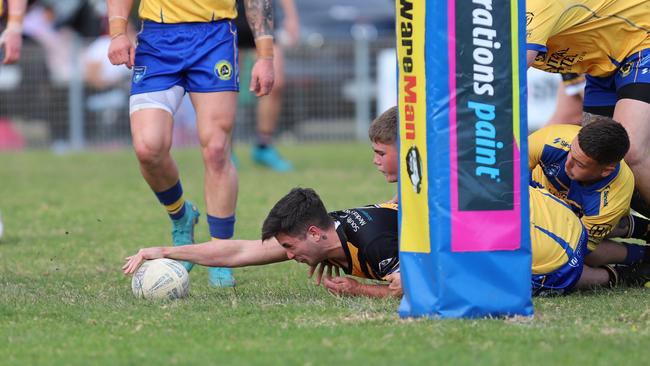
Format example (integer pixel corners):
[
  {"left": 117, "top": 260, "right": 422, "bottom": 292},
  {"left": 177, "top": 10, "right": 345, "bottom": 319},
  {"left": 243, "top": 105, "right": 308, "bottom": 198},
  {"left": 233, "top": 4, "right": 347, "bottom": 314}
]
[
  {"left": 131, "top": 258, "right": 189, "bottom": 300},
  {"left": 0, "top": 212, "right": 4, "bottom": 241}
]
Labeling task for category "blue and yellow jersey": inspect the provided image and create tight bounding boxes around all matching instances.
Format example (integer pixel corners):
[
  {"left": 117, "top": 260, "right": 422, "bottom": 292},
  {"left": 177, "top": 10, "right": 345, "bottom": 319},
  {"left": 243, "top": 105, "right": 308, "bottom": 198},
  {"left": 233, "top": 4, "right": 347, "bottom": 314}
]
[
  {"left": 331, "top": 203, "right": 399, "bottom": 280},
  {"left": 529, "top": 124, "right": 634, "bottom": 250},
  {"left": 526, "top": 0, "right": 650, "bottom": 77},
  {"left": 530, "top": 187, "right": 585, "bottom": 275},
  {"left": 0, "top": 1, "right": 3, "bottom": 18},
  {"left": 138, "top": 0, "right": 237, "bottom": 23}
]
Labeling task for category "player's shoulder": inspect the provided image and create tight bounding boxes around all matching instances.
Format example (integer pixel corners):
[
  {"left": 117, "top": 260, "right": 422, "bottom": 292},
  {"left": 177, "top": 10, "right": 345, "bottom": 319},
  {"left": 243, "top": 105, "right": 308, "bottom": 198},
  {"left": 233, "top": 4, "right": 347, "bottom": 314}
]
[
  {"left": 370, "top": 203, "right": 399, "bottom": 211},
  {"left": 606, "top": 161, "right": 635, "bottom": 199},
  {"left": 533, "top": 124, "right": 579, "bottom": 146}
]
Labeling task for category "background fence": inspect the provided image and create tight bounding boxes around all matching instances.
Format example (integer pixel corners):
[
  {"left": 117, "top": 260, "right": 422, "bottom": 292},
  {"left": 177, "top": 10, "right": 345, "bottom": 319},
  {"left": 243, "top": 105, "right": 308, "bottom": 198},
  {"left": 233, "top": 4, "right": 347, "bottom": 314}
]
[{"left": 0, "top": 34, "right": 396, "bottom": 150}]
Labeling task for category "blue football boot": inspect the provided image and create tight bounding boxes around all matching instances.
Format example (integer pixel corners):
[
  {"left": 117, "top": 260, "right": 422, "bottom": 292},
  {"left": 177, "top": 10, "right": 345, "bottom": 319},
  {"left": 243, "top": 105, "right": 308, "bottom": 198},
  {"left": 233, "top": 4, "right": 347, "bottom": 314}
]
[
  {"left": 171, "top": 201, "right": 200, "bottom": 272},
  {"left": 208, "top": 267, "right": 236, "bottom": 287},
  {"left": 252, "top": 146, "right": 293, "bottom": 172}
]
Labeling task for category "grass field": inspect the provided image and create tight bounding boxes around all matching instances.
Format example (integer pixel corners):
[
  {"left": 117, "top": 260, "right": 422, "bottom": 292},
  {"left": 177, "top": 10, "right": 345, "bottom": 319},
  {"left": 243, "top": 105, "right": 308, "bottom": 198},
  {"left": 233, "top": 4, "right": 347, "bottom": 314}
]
[{"left": 1, "top": 143, "right": 648, "bottom": 365}]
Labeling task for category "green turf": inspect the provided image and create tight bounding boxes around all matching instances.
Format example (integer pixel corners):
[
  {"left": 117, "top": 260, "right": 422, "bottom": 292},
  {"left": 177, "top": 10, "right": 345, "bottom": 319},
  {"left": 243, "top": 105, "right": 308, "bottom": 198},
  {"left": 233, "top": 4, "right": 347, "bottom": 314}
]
[{"left": 0, "top": 143, "right": 648, "bottom": 365}]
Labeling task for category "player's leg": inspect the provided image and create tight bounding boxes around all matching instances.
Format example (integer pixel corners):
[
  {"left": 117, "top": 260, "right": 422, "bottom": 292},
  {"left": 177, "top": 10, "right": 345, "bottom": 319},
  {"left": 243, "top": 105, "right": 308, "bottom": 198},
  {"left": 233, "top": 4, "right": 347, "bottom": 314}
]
[
  {"left": 611, "top": 50, "right": 650, "bottom": 210},
  {"left": 584, "top": 238, "right": 647, "bottom": 268},
  {"left": 191, "top": 91, "right": 239, "bottom": 287},
  {"left": 580, "top": 262, "right": 650, "bottom": 288},
  {"left": 574, "top": 265, "right": 612, "bottom": 289},
  {"left": 183, "top": 20, "right": 240, "bottom": 287},
  {"left": 129, "top": 88, "right": 200, "bottom": 272},
  {"left": 252, "top": 45, "right": 293, "bottom": 172},
  {"left": 613, "top": 98, "right": 650, "bottom": 203},
  {"left": 129, "top": 21, "right": 202, "bottom": 272}
]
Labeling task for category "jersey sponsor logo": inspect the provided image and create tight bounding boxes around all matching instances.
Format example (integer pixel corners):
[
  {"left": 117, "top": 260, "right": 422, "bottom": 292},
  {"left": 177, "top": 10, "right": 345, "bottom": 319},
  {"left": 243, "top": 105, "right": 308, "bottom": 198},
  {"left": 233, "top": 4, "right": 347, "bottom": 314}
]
[
  {"left": 543, "top": 162, "right": 562, "bottom": 177},
  {"left": 589, "top": 223, "right": 612, "bottom": 239},
  {"left": 378, "top": 257, "right": 398, "bottom": 275},
  {"left": 341, "top": 209, "right": 369, "bottom": 233},
  {"left": 569, "top": 233, "right": 585, "bottom": 268},
  {"left": 552, "top": 137, "right": 570, "bottom": 149},
  {"left": 541, "top": 48, "right": 586, "bottom": 73},
  {"left": 215, "top": 60, "right": 233, "bottom": 80},
  {"left": 133, "top": 66, "right": 147, "bottom": 84},
  {"left": 406, "top": 146, "right": 422, "bottom": 193},
  {"left": 620, "top": 61, "right": 633, "bottom": 78}
]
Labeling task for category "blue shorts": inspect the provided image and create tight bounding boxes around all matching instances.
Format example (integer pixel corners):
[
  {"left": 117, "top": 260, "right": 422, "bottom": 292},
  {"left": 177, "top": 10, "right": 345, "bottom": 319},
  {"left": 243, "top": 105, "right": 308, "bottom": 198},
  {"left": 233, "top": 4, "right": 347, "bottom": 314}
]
[
  {"left": 532, "top": 226, "right": 588, "bottom": 296},
  {"left": 584, "top": 49, "right": 650, "bottom": 110},
  {"left": 131, "top": 20, "right": 239, "bottom": 95}
]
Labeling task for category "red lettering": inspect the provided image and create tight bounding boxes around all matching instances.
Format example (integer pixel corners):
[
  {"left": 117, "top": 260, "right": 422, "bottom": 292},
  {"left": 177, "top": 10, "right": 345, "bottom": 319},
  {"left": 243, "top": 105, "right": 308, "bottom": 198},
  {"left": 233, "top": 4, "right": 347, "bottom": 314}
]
[
  {"left": 403, "top": 76, "right": 417, "bottom": 103},
  {"left": 404, "top": 104, "right": 415, "bottom": 121},
  {"left": 405, "top": 122, "right": 415, "bottom": 140}
]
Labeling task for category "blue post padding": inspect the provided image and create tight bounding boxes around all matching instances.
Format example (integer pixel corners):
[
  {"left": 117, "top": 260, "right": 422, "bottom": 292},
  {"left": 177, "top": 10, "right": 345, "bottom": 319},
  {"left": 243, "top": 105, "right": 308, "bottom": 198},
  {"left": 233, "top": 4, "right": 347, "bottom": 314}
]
[{"left": 398, "top": 0, "right": 533, "bottom": 318}]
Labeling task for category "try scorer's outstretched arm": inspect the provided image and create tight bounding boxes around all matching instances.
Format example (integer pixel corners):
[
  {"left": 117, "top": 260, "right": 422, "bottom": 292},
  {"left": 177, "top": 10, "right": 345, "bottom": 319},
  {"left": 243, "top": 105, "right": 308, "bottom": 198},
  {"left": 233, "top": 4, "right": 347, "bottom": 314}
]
[{"left": 123, "top": 238, "right": 289, "bottom": 274}]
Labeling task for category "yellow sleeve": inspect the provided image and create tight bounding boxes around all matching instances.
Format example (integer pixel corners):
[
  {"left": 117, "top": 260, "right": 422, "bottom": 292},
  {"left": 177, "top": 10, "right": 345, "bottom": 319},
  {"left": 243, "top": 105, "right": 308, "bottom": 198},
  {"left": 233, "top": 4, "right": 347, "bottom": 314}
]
[
  {"left": 526, "top": 0, "right": 562, "bottom": 50},
  {"left": 527, "top": 127, "right": 548, "bottom": 170}
]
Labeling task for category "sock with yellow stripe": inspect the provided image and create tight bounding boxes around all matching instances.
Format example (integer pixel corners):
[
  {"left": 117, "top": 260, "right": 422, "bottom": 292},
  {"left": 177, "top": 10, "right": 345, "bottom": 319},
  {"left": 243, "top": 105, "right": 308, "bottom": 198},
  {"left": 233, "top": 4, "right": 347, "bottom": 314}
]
[{"left": 155, "top": 181, "right": 186, "bottom": 220}]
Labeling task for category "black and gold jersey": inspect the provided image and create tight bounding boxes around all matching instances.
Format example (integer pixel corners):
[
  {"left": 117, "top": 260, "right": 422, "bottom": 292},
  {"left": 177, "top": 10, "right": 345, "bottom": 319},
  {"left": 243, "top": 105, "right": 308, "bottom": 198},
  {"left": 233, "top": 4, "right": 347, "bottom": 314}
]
[{"left": 330, "top": 203, "right": 399, "bottom": 280}]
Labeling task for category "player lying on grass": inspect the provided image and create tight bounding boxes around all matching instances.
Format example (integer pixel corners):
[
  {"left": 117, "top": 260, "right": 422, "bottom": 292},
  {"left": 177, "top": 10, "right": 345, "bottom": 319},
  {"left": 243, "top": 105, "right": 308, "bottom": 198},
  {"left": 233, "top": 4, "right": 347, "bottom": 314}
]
[
  {"left": 124, "top": 187, "right": 404, "bottom": 298},
  {"left": 529, "top": 117, "right": 650, "bottom": 268}
]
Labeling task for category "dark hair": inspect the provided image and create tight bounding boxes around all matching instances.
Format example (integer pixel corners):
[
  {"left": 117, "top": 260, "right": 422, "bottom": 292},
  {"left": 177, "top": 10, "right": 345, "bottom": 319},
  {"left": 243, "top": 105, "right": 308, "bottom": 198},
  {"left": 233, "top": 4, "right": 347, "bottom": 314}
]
[
  {"left": 369, "top": 106, "right": 398, "bottom": 145},
  {"left": 577, "top": 117, "right": 630, "bottom": 165},
  {"left": 261, "top": 188, "right": 334, "bottom": 241}
]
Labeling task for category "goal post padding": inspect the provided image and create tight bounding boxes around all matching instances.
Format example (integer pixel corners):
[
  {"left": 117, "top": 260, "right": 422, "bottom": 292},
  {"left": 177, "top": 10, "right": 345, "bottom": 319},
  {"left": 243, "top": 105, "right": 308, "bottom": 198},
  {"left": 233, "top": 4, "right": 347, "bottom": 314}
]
[{"left": 396, "top": 0, "right": 533, "bottom": 318}]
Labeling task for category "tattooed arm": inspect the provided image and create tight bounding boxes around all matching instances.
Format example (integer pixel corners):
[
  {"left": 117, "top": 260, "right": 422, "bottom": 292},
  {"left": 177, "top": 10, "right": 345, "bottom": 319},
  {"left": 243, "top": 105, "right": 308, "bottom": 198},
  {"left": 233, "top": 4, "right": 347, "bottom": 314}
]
[{"left": 243, "top": 0, "right": 275, "bottom": 96}]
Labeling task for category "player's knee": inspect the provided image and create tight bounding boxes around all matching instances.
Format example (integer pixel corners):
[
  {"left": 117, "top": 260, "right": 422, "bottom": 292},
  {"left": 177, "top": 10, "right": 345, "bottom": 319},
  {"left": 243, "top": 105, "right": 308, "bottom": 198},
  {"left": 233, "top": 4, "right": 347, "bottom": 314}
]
[
  {"left": 133, "top": 141, "right": 168, "bottom": 167},
  {"left": 201, "top": 141, "right": 230, "bottom": 171}
]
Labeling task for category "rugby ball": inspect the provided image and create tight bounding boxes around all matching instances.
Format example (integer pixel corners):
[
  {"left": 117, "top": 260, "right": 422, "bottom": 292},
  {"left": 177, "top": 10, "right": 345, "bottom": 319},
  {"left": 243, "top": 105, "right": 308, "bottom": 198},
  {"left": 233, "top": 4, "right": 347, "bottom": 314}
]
[
  {"left": 0, "top": 211, "right": 4, "bottom": 241},
  {"left": 131, "top": 258, "right": 189, "bottom": 300}
]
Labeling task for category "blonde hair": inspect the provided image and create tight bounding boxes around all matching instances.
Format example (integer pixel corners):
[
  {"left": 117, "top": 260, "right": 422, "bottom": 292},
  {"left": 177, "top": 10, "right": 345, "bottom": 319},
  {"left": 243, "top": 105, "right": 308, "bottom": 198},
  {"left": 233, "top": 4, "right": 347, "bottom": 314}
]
[{"left": 368, "top": 106, "right": 398, "bottom": 145}]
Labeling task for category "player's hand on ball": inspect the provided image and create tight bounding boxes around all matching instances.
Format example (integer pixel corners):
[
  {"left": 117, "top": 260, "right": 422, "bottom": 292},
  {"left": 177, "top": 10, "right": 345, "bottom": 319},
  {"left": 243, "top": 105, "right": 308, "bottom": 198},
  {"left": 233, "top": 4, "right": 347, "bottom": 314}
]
[
  {"left": 322, "top": 276, "right": 360, "bottom": 297},
  {"left": 386, "top": 272, "right": 403, "bottom": 297},
  {"left": 249, "top": 58, "right": 274, "bottom": 97},
  {"left": 122, "top": 247, "right": 165, "bottom": 274},
  {"left": 308, "top": 261, "right": 341, "bottom": 285}
]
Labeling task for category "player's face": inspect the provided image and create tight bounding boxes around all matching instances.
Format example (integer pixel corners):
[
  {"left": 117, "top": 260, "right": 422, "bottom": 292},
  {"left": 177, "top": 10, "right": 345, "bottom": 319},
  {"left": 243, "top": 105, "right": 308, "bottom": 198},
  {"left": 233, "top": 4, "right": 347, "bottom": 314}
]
[
  {"left": 565, "top": 137, "right": 612, "bottom": 183},
  {"left": 372, "top": 141, "right": 398, "bottom": 183},
  {"left": 276, "top": 231, "right": 325, "bottom": 266}
]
